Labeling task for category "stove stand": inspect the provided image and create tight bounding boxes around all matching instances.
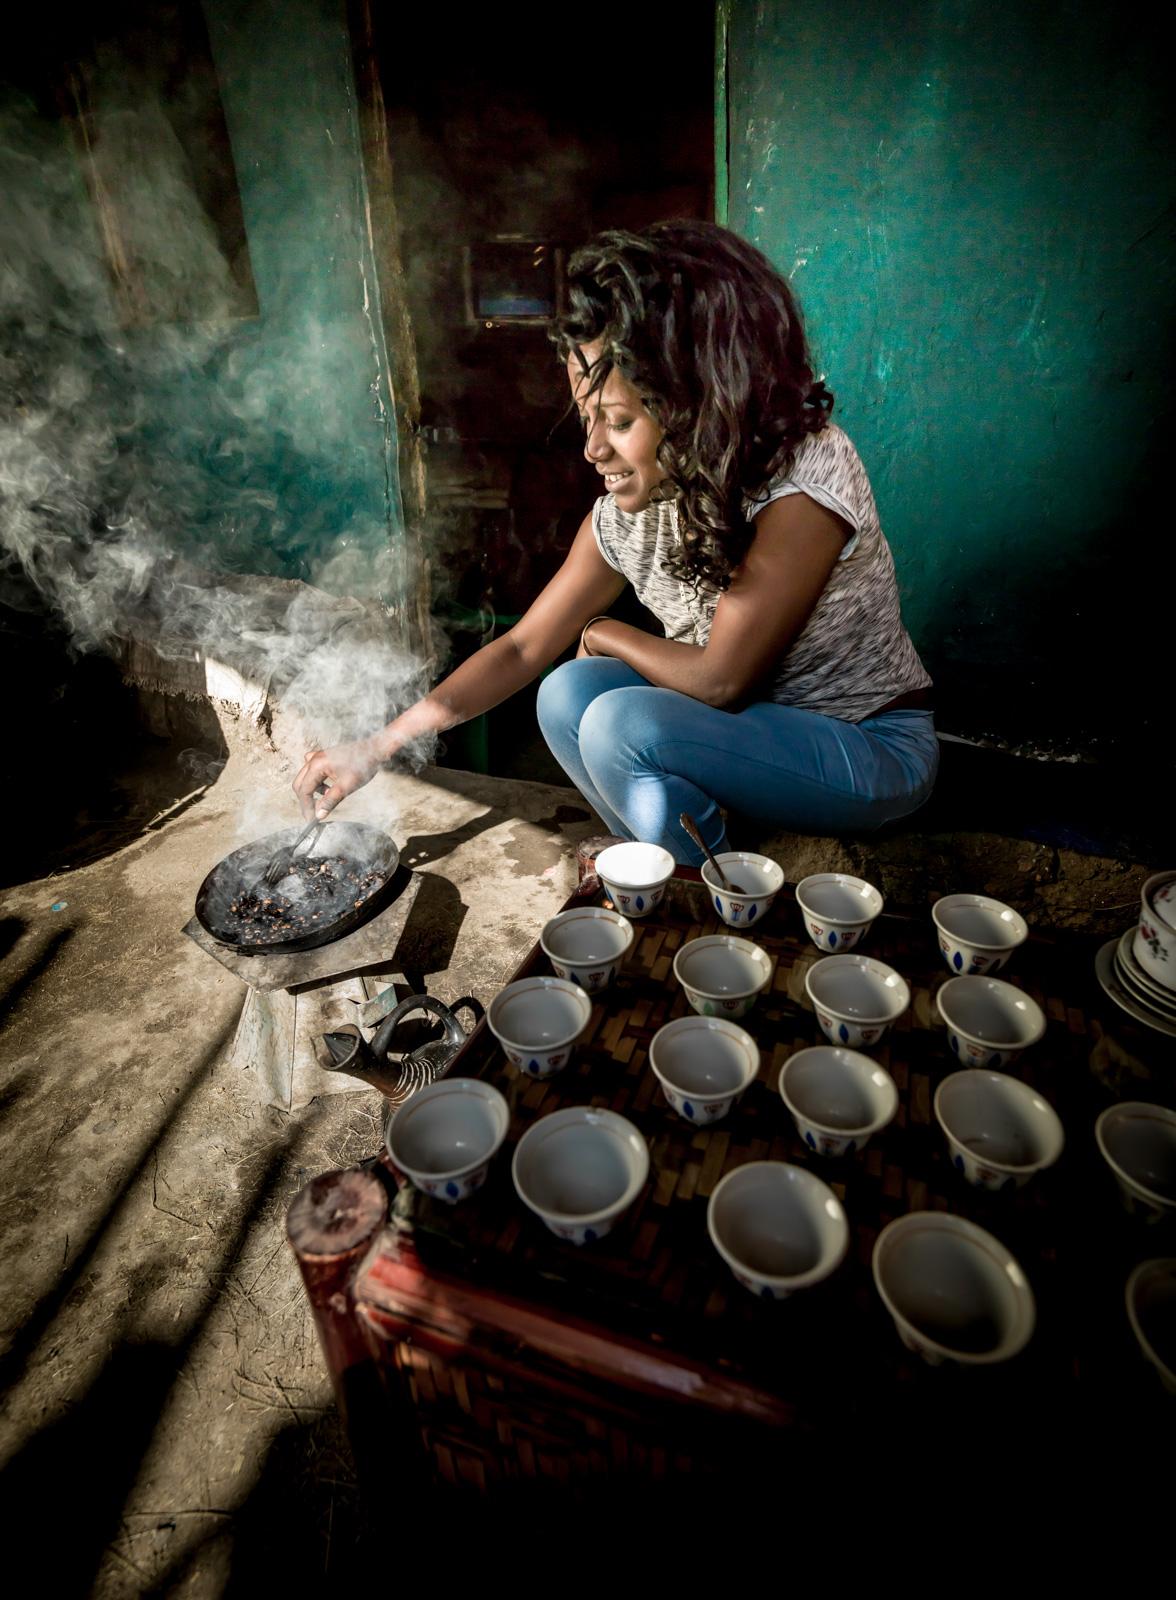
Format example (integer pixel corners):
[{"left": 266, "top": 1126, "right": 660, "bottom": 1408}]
[{"left": 183, "top": 869, "right": 424, "bottom": 1111}]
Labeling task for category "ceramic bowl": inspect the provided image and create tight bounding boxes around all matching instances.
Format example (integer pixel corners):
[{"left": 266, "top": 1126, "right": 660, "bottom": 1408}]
[
  {"left": 803, "top": 954, "right": 910, "bottom": 1048},
  {"left": 1095, "top": 1101, "right": 1176, "bottom": 1221},
  {"left": 1146, "top": 871, "right": 1176, "bottom": 935},
  {"left": 795, "top": 872, "right": 884, "bottom": 953},
  {"left": 512, "top": 1106, "right": 649, "bottom": 1245},
  {"left": 1135, "top": 873, "right": 1176, "bottom": 994},
  {"left": 594, "top": 841, "right": 675, "bottom": 919},
  {"left": 935, "top": 975, "right": 1046, "bottom": 1069},
  {"left": 707, "top": 1161, "right": 849, "bottom": 1300},
  {"left": 934, "top": 1070, "right": 1064, "bottom": 1191},
  {"left": 648, "top": 1015, "right": 760, "bottom": 1124},
  {"left": 778, "top": 1045, "right": 898, "bottom": 1157},
  {"left": 872, "top": 1212, "right": 1036, "bottom": 1366},
  {"left": 1126, "top": 1258, "right": 1176, "bottom": 1395},
  {"left": 700, "top": 851, "right": 785, "bottom": 929},
  {"left": 386, "top": 1077, "right": 509, "bottom": 1203},
  {"left": 931, "top": 893, "right": 1029, "bottom": 976},
  {"left": 673, "top": 934, "right": 773, "bottom": 1019},
  {"left": 540, "top": 905, "right": 635, "bottom": 993},
  {"left": 487, "top": 976, "right": 593, "bottom": 1079}
]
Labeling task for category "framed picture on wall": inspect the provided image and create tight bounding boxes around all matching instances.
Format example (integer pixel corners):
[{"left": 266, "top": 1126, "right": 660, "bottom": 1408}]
[{"left": 461, "top": 237, "right": 566, "bottom": 328}]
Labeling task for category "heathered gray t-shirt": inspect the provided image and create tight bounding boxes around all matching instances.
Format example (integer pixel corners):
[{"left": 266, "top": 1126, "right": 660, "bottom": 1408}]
[{"left": 590, "top": 424, "right": 931, "bottom": 723}]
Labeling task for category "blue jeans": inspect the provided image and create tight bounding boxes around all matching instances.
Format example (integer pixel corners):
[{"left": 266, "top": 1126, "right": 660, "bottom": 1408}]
[{"left": 536, "top": 659, "right": 939, "bottom": 866}]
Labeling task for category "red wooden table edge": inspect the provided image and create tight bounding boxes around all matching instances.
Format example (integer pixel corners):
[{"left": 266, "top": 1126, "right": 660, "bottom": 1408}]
[{"left": 353, "top": 1227, "right": 795, "bottom": 1429}]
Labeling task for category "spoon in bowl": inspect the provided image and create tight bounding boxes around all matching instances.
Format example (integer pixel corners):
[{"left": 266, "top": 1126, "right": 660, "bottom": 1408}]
[{"left": 679, "top": 812, "right": 745, "bottom": 894}]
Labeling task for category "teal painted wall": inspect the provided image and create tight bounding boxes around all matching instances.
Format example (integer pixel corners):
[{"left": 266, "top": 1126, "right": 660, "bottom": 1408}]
[
  {"left": 2, "top": 1, "right": 402, "bottom": 600},
  {"left": 723, "top": 0, "right": 1173, "bottom": 751},
  {"left": 196, "top": 0, "right": 402, "bottom": 590}
]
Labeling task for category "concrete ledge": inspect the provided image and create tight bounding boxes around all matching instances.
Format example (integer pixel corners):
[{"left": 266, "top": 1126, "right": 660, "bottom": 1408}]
[{"left": 748, "top": 824, "right": 1149, "bottom": 939}]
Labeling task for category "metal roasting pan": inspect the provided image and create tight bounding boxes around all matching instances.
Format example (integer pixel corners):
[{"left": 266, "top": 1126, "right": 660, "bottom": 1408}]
[{"left": 194, "top": 820, "right": 402, "bottom": 956}]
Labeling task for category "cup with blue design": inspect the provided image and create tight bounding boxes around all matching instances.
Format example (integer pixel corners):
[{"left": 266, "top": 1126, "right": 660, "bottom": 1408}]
[
  {"left": 804, "top": 953, "right": 910, "bottom": 1048},
  {"left": 934, "top": 1069, "right": 1064, "bottom": 1191},
  {"left": 540, "top": 905, "right": 635, "bottom": 993},
  {"left": 673, "top": 934, "right": 773, "bottom": 1020},
  {"left": 778, "top": 1044, "right": 898, "bottom": 1157},
  {"left": 935, "top": 975, "right": 1045, "bottom": 1069},
  {"left": 932, "top": 893, "right": 1028, "bottom": 976},
  {"left": 648, "top": 1015, "right": 760, "bottom": 1124},
  {"left": 512, "top": 1106, "right": 649, "bottom": 1245},
  {"left": 488, "top": 975, "right": 593, "bottom": 1079},
  {"left": 707, "top": 1161, "right": 849, "bottom": 1301},
  {"left": 796, "top": 872, "right": 884, "bottom": 952},
  {"left": 594, "top": 841, "right": 675, "bottom": 919},
  {"left": 385, "top": 1077, "right": 510, "bottom": 1203},
  {"left": 700, "top": 850, "right": 784, "bottom": 928}
]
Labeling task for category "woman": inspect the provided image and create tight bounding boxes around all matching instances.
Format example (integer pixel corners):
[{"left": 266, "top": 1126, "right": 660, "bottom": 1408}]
[{"left": 295, "top": 221, "right": 936, "bottom": 863}]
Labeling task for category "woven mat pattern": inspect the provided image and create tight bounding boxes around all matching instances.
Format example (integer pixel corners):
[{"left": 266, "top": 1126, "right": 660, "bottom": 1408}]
[{"left": 393, "top": 874, "right": 1156, "bottom": 1415}]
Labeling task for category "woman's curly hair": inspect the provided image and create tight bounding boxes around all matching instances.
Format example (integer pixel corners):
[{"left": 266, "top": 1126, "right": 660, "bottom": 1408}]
[{"left": 552, "top": 220, "right": 834, "bottom": 593}]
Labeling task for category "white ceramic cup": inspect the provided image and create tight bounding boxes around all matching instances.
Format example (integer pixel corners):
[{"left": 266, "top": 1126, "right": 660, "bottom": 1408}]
[
  {"left": 778, "top": 1045, "right": 898, "bottom": 1157},
  {"left": 700, "top": 851, "right": 785, "bottom": 929},
  {"left": 935, "top": 975, "right": 1046, "bottom": 1069},
  {"left": 1135, "top": 873, "right": 1176, "bottom": 994},
  {"left": 386, "top": 1077, "right": 509, "bottom": 1203},
  {"left": 804, "top": 954, "right": 910, "bottom": 1048},
  {"left": 934, "top": 1070, "right": 1064, "bottom": 1191},
  {"left": 648, "top": 1015, "right": 760, "bottom": 1124},
  {"left": 795, "top": 872, "right": 884, "bottom": 953},
  {"left": 1095, "top": 1101, "right": 1176, "bottom": 1221},
  {"left": 512, "top": 1106, "right": 649, "bottom": 1245},
  {"left": 707, "top": 1161, "right": 848, "bottom": 1300},
  {"left": 932, "top": 893, "right": 1029, "bottom": 976},
  {"left": 540, "top": 905, "right": 635, "bottom": 993},
  {"left": 1145, "top": 871, "right": 1176, "bottom": 936},
  {"left": 1125, "top": 1258, "right": 1176, "bottom": 1395},
  {"left": 487, "top": 976, "right": 592, "bottom": 1079},
  {"left": 594, "top": 841, "right": 675, "bottom": 919},
  {"left": 673, "top": 934, "right": 772, "bottom": 1020},
  {"left": 872, "top": 1212, "right": 1036, "bottom": 1366}
]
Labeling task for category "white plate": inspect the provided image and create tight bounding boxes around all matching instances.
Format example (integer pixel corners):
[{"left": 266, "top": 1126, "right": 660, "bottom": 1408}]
[
  {"left": 1115, "top": 948, "right": 1176, "bottom": 1019},
  {"left": 1095, "top": 940, "right": 1176, "bottom": 1038},
  {"left": 1115, "top": 928, "right": 1176, "bottom": 1002},
  {"left": 1115, "top": 957, "right": 1176, "bottom": 1023},
  {"left": 1118, "top": 927, "right": 1176, "bottom": 1004}
]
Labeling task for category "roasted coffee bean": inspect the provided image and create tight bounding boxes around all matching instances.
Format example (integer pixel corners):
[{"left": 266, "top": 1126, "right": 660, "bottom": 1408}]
[{"left": 226, "top": 855, "right": 384, "bottom": 945}]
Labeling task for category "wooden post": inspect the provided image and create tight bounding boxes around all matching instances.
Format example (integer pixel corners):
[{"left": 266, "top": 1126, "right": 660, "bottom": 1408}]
[{"left": 287, "top": 1166, "right": 392, "bottom": 1481}]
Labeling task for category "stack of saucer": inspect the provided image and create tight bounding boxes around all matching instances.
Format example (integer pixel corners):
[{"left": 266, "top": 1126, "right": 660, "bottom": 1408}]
[{"left": 1095, "top": 870, "right": 1176, "bottom": 1038}]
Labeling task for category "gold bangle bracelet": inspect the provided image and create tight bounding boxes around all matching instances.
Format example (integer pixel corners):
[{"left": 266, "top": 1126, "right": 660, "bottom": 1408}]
[{"left": 580, "top": 615, "right": 611, "bottom": 656}]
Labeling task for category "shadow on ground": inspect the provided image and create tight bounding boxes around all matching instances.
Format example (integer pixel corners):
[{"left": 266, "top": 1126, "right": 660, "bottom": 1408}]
[{"left": 0, "top": 1021, "right": 309, "bottom": 1596}]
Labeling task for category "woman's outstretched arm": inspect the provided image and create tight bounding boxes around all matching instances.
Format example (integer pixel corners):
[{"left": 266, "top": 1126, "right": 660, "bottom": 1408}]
[
  {"left": 581, "top": 493, "right": 847, "bottom": 708},
  {"left": 294, "top": 514, "right": 625, "bottom": 818}
]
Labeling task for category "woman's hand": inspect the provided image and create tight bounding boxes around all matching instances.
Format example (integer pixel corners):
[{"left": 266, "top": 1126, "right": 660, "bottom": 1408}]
[
  {"left": 293, "top": 735, "right": 387, "bottom": 820},
  {"left": 290, "top": 514, "right": 624, "bottom": 820}
]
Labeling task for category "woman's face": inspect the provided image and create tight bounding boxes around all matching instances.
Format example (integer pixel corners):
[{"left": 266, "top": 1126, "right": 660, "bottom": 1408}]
[{"left": 567, "top": 341, "right": 666, "bottom": 512}]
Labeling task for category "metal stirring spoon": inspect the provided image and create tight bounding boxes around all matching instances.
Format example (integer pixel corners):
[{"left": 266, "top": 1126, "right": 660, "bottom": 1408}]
[
  {"left": 679, "top": 812, "right": 746, "bottom": 893},
  {"left": 261, "top": 816, "right": 325, "bottom": 887}
]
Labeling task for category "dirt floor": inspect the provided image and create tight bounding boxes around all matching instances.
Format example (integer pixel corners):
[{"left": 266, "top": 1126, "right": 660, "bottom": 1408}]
[
  {"left": 0, "top": 748, "right": 600, "bottom": 1595},
  {"left": 0, "top": 716, "right": 1168, "bottom": 1593}
]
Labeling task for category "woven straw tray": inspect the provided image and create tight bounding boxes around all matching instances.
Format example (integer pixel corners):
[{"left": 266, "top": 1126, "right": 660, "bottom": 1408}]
[{"left": 378, "top": 870, "right": 1166, "bottom": 1430}]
